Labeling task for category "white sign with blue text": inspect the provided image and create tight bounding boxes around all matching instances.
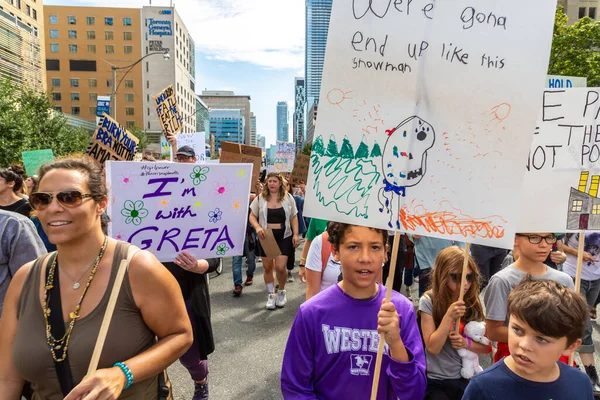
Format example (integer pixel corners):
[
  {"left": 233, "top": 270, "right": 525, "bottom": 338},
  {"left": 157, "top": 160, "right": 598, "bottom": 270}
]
[{"left": 106, "top": 161, "right": 252, "bottom": 262}]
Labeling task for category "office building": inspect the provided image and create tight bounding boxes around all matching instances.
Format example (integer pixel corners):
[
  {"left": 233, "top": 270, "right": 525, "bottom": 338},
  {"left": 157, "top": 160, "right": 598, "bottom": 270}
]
[
  {"left": 1, "top": 0, "right": 45, "bottom": 91},
  {"left": 559, "top": 0, "right": 599, "bottom": 22},
  {"left": 257, "top": 135, "right": 266, "bottom": 152},
  {"left": 250, "top": 112, "right": 257, "bottom": 146},
  {"left": 294, "top": 77, "right": 306, "bottom": 153},
  {"left": 196, "top": 96, "right": 209, "bottom": 133},
  {"left": 201, "top": 90, "right": 252, "bottom": 145},
  {"left": 276, "top": 101, "right": 289, "bottom": 142},
  {"left": 305, "top": 0, "right": 332, "bottom": 112},
  {"left": 142, "top": 5, "right": 196, "bottom": 143},
  {"left": 209, "top": 109, "right": 244, "bottom": 151},
  {"left": 306, "top": 100, "right": 318, "bottom": 144}
]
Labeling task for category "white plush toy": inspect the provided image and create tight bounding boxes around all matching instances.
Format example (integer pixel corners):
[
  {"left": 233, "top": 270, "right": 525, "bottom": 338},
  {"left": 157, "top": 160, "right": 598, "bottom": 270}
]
[{"left": 457, "top": 321, "right": 490, "bottom": 379}]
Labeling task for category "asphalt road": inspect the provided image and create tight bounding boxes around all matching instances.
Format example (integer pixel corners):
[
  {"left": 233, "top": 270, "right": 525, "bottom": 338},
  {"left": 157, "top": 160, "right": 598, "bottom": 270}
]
[{"left": 166, "top": 245, "right": 600, "bottom": 399}]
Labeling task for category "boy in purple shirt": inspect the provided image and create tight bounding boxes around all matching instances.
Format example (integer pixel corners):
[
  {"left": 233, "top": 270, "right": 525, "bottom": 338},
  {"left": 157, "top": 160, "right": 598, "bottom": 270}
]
[{"left": 281, "top": 223, "right": 426, "bottom": 399}]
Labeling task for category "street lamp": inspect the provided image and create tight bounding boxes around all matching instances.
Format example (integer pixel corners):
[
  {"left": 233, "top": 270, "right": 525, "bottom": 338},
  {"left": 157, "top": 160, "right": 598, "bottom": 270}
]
[{"left": 110, "top": 50, "right": 170, "bottom": 119}]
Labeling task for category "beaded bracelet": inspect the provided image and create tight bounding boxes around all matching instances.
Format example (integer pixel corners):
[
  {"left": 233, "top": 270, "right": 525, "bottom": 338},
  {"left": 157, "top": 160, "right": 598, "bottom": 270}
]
[{"left": 114, "top": 362, "right": 134, "bottom": 389}]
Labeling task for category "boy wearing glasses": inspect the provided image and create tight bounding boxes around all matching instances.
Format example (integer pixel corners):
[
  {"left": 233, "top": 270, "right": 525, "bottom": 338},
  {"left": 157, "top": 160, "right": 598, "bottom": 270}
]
[{"left": 484, "top": 233, "right": 574, "bottom": 364}]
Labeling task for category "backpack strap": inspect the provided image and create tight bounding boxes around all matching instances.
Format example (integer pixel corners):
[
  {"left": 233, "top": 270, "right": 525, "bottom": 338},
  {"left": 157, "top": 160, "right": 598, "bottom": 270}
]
[{"left": 321, "top": 232, "right": 332, "bottom": 274}]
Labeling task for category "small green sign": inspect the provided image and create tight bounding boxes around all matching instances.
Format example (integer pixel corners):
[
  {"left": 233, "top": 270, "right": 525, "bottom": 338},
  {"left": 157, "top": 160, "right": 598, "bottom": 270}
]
[{"left": 21, "top": 149, "right": 54, "bottom": 176}]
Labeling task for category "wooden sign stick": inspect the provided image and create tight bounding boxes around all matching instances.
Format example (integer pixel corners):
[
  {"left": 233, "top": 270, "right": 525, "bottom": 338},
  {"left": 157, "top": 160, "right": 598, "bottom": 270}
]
[
  {"left": 454, "top": 243, "right": 472, "bottom": 334},
  {"left": 370, "top": 231, "right": 402, "bottom": 400},
  {"left": 569, "top": 231, "right": 586, "bottom": 367}
]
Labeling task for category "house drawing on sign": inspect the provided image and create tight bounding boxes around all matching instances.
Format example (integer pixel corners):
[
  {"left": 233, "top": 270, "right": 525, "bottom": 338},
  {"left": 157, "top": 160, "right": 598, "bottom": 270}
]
[{"left": 567, "top": 172, "right": 600, "bottom": 230}]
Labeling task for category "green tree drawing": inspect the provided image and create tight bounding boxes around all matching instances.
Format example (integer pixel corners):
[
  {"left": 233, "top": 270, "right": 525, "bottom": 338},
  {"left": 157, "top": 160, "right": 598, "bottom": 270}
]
[
  {"left": 339, "top": 137, "right": 355, "bottom": 159},
  {"left": 326, "top": 136, "right": 339, "bottom": 157},
  {"left": 313, "top": 136, "right": 325, "bottom": 156},
  {"left": 355, "top": 137, "right": 370, "bottom": 159},
  {"left": 370, "top": 141, "right": 382, "bottom": 158},
  {"left": 302, "top": 142, "right": 312, "bottom": 156},
  {"left": 548, "top": 6, "right": 600, "bottom": 86}
]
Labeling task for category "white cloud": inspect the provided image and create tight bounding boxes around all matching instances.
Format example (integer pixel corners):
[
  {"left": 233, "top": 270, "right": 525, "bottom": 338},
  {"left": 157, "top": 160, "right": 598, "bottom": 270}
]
[{"left": 47, "top": 0, "right": 305, "bottom": 70}]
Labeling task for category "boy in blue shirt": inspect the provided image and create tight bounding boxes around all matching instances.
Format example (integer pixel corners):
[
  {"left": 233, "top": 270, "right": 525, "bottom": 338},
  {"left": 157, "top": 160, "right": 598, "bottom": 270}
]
[{"left": 463, "top": 277, "right": 593, "bottom": 400}]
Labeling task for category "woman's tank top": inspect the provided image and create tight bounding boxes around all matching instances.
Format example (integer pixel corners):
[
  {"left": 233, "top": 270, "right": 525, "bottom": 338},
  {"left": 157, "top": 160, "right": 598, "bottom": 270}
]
[
  {"left": 13, "top": 242, "right": 158, "bottom": 399},
  {"left": 267, "top": 207, "right": 286, "bottom": 225}
]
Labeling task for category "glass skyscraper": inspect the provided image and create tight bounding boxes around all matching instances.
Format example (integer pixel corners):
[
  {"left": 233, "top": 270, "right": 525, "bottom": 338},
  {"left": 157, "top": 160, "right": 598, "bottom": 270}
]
[
  {"left": 277, "top": 101, "right": 289, "bottom": 142},
  {"left": 305, "top": 0, "right": 332, "bottom": 113},
  {"left": 209, "top": 109, "right": 245, "bottom": 151}
]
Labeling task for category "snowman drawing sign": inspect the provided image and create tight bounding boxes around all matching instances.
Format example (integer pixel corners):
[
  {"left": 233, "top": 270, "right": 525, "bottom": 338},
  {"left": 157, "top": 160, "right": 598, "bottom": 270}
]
[{"left": 378, "top": 116, "right": 435, "bottom": 229}]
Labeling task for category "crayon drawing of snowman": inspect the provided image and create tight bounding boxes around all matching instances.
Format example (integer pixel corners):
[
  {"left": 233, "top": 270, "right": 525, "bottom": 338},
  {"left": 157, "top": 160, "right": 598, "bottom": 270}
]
[{"left": 378, "top": 116, "right": 435, "bottom": 229}]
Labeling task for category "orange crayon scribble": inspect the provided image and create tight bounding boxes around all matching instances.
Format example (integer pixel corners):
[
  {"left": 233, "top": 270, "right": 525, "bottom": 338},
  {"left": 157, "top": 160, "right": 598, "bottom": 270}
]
[{"left": 399, "top": 201, "right": 506, "bottom": 240}]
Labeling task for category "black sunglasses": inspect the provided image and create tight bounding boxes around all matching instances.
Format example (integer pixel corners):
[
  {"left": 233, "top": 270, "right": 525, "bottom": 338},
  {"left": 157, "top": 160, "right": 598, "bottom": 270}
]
[
  {"left": 30, "top": 190, "right": 93, "bottom": 210},
  {"left": 515, "top": 234, "right": 557, "bottom": 245},
  {"left": 450, "top": 272, "right": 473, "bottom": 284}
]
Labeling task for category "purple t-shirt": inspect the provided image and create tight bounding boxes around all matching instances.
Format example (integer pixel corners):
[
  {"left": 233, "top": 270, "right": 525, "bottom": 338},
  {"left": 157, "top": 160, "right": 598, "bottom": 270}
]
[{"left": 281, "top": 283, "right": 426, "bottom": 400}]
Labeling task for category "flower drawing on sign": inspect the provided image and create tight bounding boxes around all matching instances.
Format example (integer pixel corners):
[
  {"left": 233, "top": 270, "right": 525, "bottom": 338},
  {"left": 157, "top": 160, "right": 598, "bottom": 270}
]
[
  {"left": 121, "top": 200, "right": 149, "bottom": 226},
  {"left": 216, "top": 243, "right": 230, "bottom": 256},
  {"left": 213, "top": 177, "right": 228, "bottom": 196},
  {"left": 115, "top": 233, "right": 123, "bottom": 240},
  {"left": 232, "top": 199, "right": 242, "bottom": 214},
  {"left": 208, "top": 208, "right": 223, "bottom": 223},
  {"left": 119, "top": 170, "right": 137, "bottom": 187},
  {"left": 160, "top": 199, "right": 169, "bottom": 207},
  {"left": 190, "top": 166, "right": 210, "bottom": 186},
  {"left": 237, "top": 169, "right": 246, "bottom": 179},
  {"left": 193, "top": 200, "right": 203, "bottom": 209}
]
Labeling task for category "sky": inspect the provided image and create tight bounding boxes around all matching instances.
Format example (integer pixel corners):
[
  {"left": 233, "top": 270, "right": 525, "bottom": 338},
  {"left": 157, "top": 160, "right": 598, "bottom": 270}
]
[{"left": 45, "top": 0, "right": 305, "bottom": 148}]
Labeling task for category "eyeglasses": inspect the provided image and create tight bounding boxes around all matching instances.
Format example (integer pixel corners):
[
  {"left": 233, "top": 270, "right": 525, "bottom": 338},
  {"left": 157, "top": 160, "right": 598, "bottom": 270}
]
[
  {"left": 516, "top": 234, "right": 557, "bottom": 244},
  {"left": 450, "top": 272, "right": 473, "bottom": 284},
  {"left": 175, "top": 155, "right": 194, "bottom": 162},
  {"left": 30, "top": 190, "right": 93, "bottom": 210}
]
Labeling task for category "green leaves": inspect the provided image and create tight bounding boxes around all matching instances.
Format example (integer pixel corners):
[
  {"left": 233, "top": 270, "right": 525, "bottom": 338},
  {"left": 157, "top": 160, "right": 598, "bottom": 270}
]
[
  {"left": 549, "top": 6, "right": 600, "bottom": 86},
  {"left": 0, "top": 78, "right": 93, "bottom": 167}
]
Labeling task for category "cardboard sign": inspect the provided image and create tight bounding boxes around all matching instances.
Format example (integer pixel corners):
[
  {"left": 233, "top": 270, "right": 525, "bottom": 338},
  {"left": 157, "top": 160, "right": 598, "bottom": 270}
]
[
  {"left": 106, "top": 161, "right": 252, "bottom": 261},
  {"left": 220, "top": 141, "right": 262, "bottom": 184},
  {"left": 303, "top": 0, "right": 557, "bottom": 249},
  {"left": 21, "top": 149, "right": 54, "bottom": 176},
  {"left": 273, "top": 141, "right": 296, "bottom": 173},
  {"left": 291, "top": 154, "right": 310, "bottom": 184},
  {"left": 518, "top": 88, "right": 600, "bottom": 232},
  {"left": 161, "top": 132, "right": 206, "bottom": 163},
  {"left": 86, "top": 114, "right": 139, "bottom": 165},
  {"left": 258, "top": 229, "right": 282, "bottom": 258},
  {"left": 154, "top": 85, "right": 182, "bottom": 137}
]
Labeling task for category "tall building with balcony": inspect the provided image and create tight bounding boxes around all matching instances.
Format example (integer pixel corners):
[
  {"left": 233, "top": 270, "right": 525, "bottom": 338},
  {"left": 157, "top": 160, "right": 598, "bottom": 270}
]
[
  {"left": 1, "top": 0, "right": 45, "bottom": 91},
  {"left": 142, "top": 6, "right": 196, "bottom": 143},
  {"left": 44, "top": 6, "right": 144, "bottom": 127},
  {"left": 209, "top": 109, "right": 244, "bottom": 151},
  {"left": 250, "top": 112, "right": 257, "bottom": 146},
  {"left": 305, "top": 0, "right": 332, "bottom": 113},
  {"left": 294, "top": 77, "right": 306, "bottom": 153},
  {"left": 276, "top": 101, "right": 288, "bottom": 142},
  {"left": 200, "top": 90, "right": 252, "bottom": 145}
]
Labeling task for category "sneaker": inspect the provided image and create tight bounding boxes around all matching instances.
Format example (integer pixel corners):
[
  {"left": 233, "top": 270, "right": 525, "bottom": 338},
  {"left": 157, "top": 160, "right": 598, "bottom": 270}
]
[
  {"left": 585, "top": 365, "right": 599, "bottom": 387},
  {"left": 266, "top": 293, "right": 276, "bottom": 310},
  {"left": 233, "top": 284, "right": 243, "bottom": 297},
  {"left": 276, "top": 289, "right": 287, "bottom": 308},
  {"left": 287, "top": 271, "right": 295, "bottom": 283},
  {"left": 244, "top": 276, "right": 254, "bottom": 286},
  {"left": 193, "top": 380, "right": 209, "bottom": 400}
]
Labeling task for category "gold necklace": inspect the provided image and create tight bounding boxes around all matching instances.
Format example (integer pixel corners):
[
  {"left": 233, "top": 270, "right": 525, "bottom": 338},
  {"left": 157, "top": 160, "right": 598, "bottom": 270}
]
[{"left": 42, "top": 236, "right": 108, "bottom": 362}]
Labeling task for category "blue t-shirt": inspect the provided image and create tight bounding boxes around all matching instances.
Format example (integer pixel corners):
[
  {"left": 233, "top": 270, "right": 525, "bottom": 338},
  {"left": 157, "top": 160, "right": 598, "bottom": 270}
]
[{"left": 462, "top": 358, "right": 593, "bottom": 400}]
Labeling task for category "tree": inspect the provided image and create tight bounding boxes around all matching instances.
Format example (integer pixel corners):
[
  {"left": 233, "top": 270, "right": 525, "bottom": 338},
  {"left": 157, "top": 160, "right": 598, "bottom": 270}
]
[
  {"left": 549, "top": 6, "right": 600, "bottom": 86},
  {"left": 302, "top": 142, "right": 312, "bottom": 156},
  {"left": 128, "top": 124, "right": 149, "bottom": 150},
  {"left": 0, "top": 79, "right": 93, "bottom": 167}
]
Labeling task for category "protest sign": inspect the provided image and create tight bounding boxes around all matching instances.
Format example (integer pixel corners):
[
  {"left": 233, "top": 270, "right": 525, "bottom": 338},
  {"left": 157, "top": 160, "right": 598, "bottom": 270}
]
[
  {"left": 160, "top": 132, "right": 206, "bottom": 163},
  {"left": 273, "top": 141, "right": 296, "bottom": 173},
  {"left": 290, "top": 154, "right": 310, "bottom": 184},
  {"left": 21, "top": 149, "right": 54, "bottom": 176},
  {"left": 106, "top": 161, "right": 252, "bottom": 261},
  {"left": 302, "top": 0, "right": 557, "bottom": 248},
  {"left": 547, "top": 75, "right": 587, "bottom": 89},
  {"left": 160, "top": 136, "right": 171, "bottom": 159},
  {"left": 220, "top": 141, "right": 262, "bottom": 183},
  {"left": 86, "top": 114, "right": 139, "bottom": 165},
  {"left": 154, "top": 85, "right": 182, "bottom": 137},
  {"left": 518, "top": 89, "right": 600, "bottom": 232}
]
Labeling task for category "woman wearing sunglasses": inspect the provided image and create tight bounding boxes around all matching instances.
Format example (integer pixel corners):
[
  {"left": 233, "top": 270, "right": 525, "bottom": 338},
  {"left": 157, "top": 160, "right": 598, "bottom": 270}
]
[
  {"left": 0, "top": 158, "right": 193, "bottom": 399},
  {"left": 419, "top": 246, "right": 491, "bottom": 400}
]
